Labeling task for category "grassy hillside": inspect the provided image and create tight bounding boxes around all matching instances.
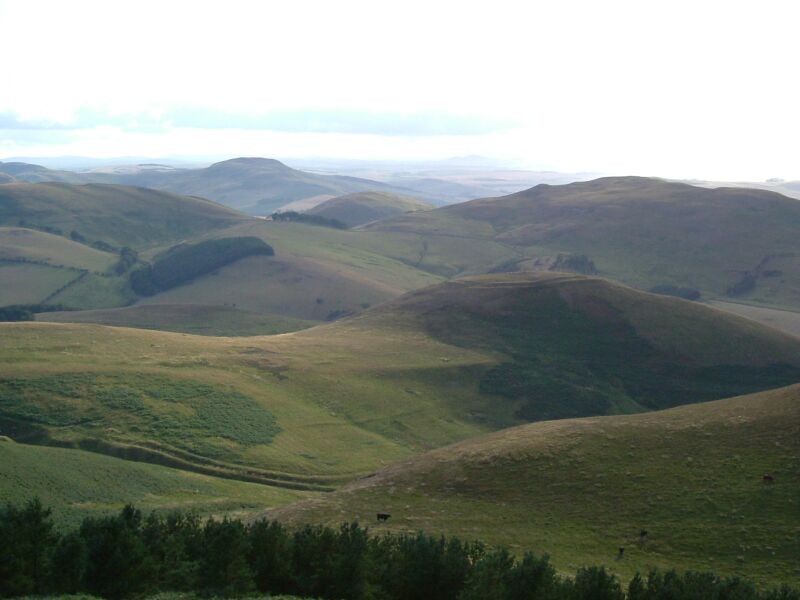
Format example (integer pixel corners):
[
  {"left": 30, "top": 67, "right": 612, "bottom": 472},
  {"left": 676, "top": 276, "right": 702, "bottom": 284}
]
[
  {"left": 2, "top": 273, "right": 799, "bottom": 485},
  {"left": 0, "top": 263, "right": 80, "bottom": 306},
  {"left": 109, "top": 157, "right": 416, "bottom": 214},
  {"left": 272, "top": 385, "right": 800, "bottom": 588},
  {"left": 307, "top": 191, "right": 433, "bottom": 227},
  {"left": 131, "top": 236, "right": 274, "bottom": 296},
  {"left": 0, "top": 183, "right": 447, "bottom": 316},
  {"left": 140, "top": 220, "right": 446, "bottom": 320},
  {"left": 0, "top": 182, "right": 247, "bottom": 249},
  {"left": 38, "top": 304, "right": 317, "bottom": 336},
  {"left": 0, "top": 439, "right": 309, "bottom": 527},
  {"left": 0, "top": 227, "right": 117, "bottom": 271},
  {"left": 367, "top": 177, "right": 800, "bottom": 309},
  {"left": 353, "top": 272, "right": 800, "bottom": 420}
]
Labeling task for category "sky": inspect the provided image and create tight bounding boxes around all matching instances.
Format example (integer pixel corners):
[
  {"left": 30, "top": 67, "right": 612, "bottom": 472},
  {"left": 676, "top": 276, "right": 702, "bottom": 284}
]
[{"left": 0, "top": 0, "right": 798, "bottom": 180}]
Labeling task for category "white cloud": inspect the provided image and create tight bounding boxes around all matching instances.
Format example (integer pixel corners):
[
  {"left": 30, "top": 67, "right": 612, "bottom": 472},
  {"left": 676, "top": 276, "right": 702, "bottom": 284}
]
[{"left": 0, "top": 0, "right": 798, "bottom": 179}]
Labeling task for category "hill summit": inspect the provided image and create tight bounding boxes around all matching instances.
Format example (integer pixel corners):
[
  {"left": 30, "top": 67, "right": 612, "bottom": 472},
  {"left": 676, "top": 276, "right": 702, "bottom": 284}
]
[
  {"left": 349, "top": 272, "right": 800, "bottom": 420},
  {"left": 367, "top": 176, "right": 800, "bottom": 309}
]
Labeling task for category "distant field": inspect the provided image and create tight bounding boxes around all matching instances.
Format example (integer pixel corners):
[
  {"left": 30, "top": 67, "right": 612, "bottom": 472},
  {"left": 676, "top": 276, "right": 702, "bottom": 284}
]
[
  {"left": 0, "top": 227, "right": 117, "bottom": 271},
  {"left": 0, "top": 439, "right": 310, "bottom": 527},
  {"left": 711, "top": 300, "right": 800, "bottom": 337},
  {"left": 273, "top": 385, "right": 800, "bottom": 588},
  {"left": 0, "top": 182, "right": 247, "bottom": 250},
  {"left": 45, "top": 272, "right": 135, "bottom": 310},
  {"left": 138, "top": 254, "right": 403, "bottom": 321},
  {"left": 39, "top": 303, "right": 317, "bottom": 336},
  {"left": 0, "top": 262, "right": 79, "bottom": 305}
]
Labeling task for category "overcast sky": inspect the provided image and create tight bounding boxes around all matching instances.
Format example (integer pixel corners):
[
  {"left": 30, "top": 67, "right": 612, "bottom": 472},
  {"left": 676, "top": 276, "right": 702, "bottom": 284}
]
[{"left": 1, "top": 0, "right": 798, "bottom": 180}]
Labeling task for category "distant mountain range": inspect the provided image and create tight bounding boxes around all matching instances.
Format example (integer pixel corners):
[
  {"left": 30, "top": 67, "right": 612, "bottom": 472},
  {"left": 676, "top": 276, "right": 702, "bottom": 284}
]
[{"left": 0, "top": 158, "right": 427, "bottom": 215}]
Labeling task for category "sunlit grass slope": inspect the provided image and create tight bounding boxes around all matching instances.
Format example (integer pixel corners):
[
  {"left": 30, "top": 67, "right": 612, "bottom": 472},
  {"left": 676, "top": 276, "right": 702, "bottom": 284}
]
[
  {"left": 272, "top": 385, "right": 800, "bottom": 588},
  {"left": 2, "top": 273, "right": 799, "bottom": 487},
  {"left": 0, "top": 227, "right": 117, "bottom": 271},
  {"left": 0, "top": 439, "right": 310, "bottom": 527}
]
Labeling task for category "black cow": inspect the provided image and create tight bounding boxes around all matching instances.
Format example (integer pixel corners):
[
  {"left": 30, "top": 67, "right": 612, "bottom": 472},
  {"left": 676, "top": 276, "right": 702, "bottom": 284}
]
[
  {"left": 376, "top": 513, "right": 391, "bottom": 522},
  {"left": 763, "top": 474, "right": 775, "bottom": 484}
]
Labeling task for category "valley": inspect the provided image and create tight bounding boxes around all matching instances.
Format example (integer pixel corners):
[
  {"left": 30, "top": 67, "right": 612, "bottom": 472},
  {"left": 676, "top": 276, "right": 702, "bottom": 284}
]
[{"left": 1, "top": 162, "right": 799, "bottom": 592}]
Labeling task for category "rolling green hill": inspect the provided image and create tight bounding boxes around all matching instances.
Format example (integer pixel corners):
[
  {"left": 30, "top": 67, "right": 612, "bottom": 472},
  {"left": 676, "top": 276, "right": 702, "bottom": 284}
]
[
  {"left": 0, "top": 182, "right": 445, "bottom": 316},
  {"left": 138, "top": 220, "right": 445, "bottom": 320},
  {"left": 271, "top": 384, "right": 800, "bottom": 587},
  {"left": 109, "top": 157, "right": 417, "bottom": 214},
  {"left": 2, "top": 273, "right": 799, "bottom": 486},
  {"left": 0, "top": 182, "right": 247, "bottom": 250},
  {"left": 307, "top": 191, "right": 434, "bottom": 227},
  {"left": 367, "top": 177, "right": 800, "bottom": 310},
  {"left": 0, "top": 438, "right": 309, "bottom": 527}
]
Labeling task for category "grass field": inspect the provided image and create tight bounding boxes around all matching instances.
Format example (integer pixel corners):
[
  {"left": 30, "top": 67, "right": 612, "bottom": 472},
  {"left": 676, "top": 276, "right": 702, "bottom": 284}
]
[
  {"left": 45, "top": 273, "right": 135, "bottom": 309},
  {"left": 0, "top": 439, "right": 310, "bottom": 527},
  {"left": 0, "top": 262, "right": 80, "bottom": 305},
  {"left": 0, "top": 227, "right": 117, "bottom": 271},
  {"left": 138, "top": 254, "right": 409, "bottom": 321},
  {"left": 38, "top": 304, "right": 317, "bottom": 336},
  {"left": 0, "top": 182, "right": 247, "bottom": 250},
  {"left": 271, "top": 385, "right": 800, "bottom": 588},
  {"left": 2, "top": 273, "right": 799, "bottom": 486}
]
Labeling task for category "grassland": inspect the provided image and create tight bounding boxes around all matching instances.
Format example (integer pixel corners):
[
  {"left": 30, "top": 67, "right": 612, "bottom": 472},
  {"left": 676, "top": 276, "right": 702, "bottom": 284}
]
[
  {"left": 367, "top": 177, "right": 800, "bottom": 310},
  {"left": 0, "top": 227, "right": 117, "bottom": 271},
  {"left": 38, "top": 304, "right": 316, "bottom": 336},
  {"left": 271, "top": 385, "right": 800, "bottom": 588},
  {"left": 2, "top": 273, "right": 799, "bottom": 487},
  {"left": 0, "top": 182, "right": 246, "bottom": 250},
  {"left": 0, "top": 439, "right": 310, "bottom": 527},
  {"left": 0, "top": 262, "right": 79, "bottom": 305},
  {"left": 141, "top": 219, "right": 449, "bottom": 320}
]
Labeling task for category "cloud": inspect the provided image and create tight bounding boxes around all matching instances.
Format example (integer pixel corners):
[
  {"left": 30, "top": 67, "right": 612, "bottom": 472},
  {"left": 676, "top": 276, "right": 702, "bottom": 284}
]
[{"left": 0, "top": 107, "right": 517, "bottom": 137}]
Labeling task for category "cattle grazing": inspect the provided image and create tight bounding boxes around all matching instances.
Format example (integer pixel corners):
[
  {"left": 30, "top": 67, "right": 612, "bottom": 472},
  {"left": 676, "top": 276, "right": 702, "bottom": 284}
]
[
  {"left": 617, "top": 546, "right": 625, "bottom": 559},
  {"left": 763, "top": 474, "right": 775, "bottom": 484},
  {"left": 376, "top": 512, "right": 391, "bottom": 522},
  {"left": 639, "top": 529, "right": 648, "bottom": 540}
]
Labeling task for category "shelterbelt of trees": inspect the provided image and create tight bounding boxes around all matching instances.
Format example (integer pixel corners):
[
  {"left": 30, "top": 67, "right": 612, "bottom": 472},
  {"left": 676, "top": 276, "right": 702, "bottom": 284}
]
[{"left": 1, "top": 500, "right": 798, "bottom": 600}]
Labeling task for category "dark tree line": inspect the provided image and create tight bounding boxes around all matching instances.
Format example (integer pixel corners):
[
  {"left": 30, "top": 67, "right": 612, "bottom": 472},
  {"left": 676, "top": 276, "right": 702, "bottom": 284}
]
[
  {"left": 130, "top": 236, "right": 274, "bottom": 296},
  {"left": 0, "top": 303, "right": 68, "bottom": 322},
  {"left": 270, "top": 211, "right": 348, "bottom": 229},
  {"left": 0, "top": 500, "right": 797, "bottom": 600}
]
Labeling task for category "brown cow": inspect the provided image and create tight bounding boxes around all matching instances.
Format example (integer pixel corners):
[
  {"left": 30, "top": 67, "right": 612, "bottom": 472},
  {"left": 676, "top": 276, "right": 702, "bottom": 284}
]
[{"left": 763, "top": 474, "right": 775, "bottom": 484}]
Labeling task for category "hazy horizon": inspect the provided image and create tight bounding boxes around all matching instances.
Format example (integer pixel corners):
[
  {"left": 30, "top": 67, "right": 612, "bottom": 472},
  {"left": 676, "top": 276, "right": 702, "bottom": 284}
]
[{"left": 1, "top": 0, "right": 798, "bottom": 181}]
